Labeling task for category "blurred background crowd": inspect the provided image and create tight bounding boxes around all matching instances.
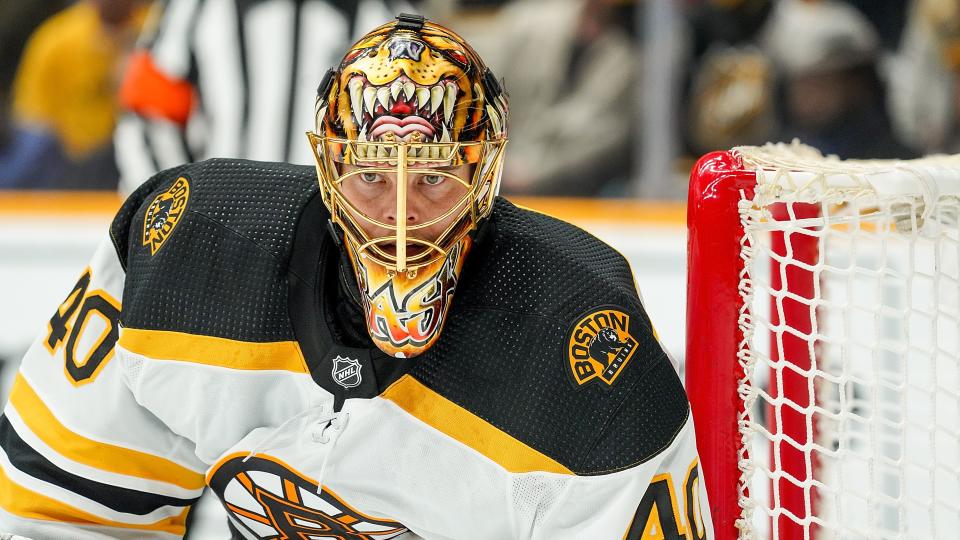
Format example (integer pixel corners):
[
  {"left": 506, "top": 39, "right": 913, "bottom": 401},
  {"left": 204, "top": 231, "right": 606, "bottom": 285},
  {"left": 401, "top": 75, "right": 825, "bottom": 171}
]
[{"left": 0, "top": 0, "right": 958, "bottom": 198}]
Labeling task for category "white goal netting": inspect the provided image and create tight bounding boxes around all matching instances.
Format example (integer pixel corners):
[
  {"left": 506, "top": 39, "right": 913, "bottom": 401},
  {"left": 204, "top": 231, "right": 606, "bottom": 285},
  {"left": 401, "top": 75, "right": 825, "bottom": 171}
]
[{"left": 734, "top": 143, "right": 960, "bottom": 539}]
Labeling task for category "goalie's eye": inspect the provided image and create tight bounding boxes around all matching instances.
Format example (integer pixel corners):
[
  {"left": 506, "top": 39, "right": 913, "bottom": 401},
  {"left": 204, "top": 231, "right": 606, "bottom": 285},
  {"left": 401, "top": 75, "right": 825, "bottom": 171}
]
[
  {"left": 421, "top": 174, "right": 445, "bottom": 186},
  {"left": 360, "top": 172, "right": 383, "bottom": 184}
]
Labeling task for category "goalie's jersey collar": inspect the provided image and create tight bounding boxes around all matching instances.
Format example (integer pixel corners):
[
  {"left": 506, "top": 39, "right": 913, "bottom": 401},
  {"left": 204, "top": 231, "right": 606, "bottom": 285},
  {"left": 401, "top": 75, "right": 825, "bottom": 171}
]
[{"left": 287, "top": 193, "right": 417, "bottom": 410}]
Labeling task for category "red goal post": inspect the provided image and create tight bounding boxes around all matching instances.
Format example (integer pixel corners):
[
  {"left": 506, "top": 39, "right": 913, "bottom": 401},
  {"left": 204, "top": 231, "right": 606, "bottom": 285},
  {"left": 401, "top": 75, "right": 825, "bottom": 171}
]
[
  {"left": 686, "top": 144, "right": 960, "bottom": 539},
  {"left": 686, "top": 149, "right": 757, "bottom": 539}
]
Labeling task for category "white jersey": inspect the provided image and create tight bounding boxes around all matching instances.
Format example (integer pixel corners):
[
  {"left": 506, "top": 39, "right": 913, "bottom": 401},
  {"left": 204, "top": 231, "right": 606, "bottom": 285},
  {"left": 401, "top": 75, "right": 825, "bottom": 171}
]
[{"left": 1, "top": 160, "right": 713, "bottom": 539}]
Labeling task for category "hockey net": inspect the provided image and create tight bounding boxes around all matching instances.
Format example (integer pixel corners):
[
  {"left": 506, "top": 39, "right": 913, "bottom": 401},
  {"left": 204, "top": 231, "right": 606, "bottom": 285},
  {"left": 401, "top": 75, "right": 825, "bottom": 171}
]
[{"left": 686, "top": 143, "right": 960, "bottom": 540}]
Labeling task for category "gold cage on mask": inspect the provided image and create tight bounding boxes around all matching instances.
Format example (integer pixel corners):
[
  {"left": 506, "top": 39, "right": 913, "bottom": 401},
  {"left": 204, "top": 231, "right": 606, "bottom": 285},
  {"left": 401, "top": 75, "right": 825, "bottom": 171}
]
[{"left": 308, "top": 132, "right": 507, "bottom": 276}]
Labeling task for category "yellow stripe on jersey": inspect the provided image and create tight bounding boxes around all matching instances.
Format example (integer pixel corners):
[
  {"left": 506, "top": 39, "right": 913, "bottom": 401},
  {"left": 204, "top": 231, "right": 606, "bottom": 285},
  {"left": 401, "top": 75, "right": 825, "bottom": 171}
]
[
  {"left": 0, "top": 464, "right": 189, "bottom": 535},
  {"left": 9, "top": 374, "right": 206, "bottom": 491},
  {"left": 119, "top": 328, "right": 309, "bottom": 373},
  {"left": 381, "top": 376, "right": 573, "bottom": 475}
]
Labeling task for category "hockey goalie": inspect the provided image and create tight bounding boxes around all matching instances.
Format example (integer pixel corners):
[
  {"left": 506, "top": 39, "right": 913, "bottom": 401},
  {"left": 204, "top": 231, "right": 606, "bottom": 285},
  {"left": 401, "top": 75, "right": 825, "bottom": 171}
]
[{"left": 0, "top": 14, "right": 712, "bottom": 540}]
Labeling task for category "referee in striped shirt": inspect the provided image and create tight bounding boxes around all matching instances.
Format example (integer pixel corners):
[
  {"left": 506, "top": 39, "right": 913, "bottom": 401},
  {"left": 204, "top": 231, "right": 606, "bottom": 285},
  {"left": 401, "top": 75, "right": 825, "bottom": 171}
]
[
  {"left": 115, "top": 0, "right": 411, "bottom": 194},
  {"left": 113, "top": 2, "right": 410, "bottom": 534}
]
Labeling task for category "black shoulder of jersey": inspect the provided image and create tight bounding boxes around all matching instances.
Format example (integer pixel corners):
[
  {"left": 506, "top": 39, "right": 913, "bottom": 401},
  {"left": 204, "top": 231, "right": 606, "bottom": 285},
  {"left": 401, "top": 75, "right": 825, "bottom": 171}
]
[
  {"left": 111, "top": 158, "right": 323, "bottom": 341},
  {"left": 410, "top": 198, "right": 690, "bottom": 475}
]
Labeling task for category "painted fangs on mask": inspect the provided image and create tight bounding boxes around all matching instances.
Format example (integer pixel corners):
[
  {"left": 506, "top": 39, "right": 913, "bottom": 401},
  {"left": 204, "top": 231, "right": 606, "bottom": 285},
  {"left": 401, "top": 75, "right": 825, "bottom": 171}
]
[
  {"left": 348, "top": 76, "right": 459, "bottom": 144},
  {"left": 363, "top": 87, "right": 377, "bottom": 118},
  {"left": 376, "top": 87, "right": 391, "bottom": 111},
  {"left": 415, "top": 87, "right": 429, "bottom": 109},
  {"left": 443, "top": 84, "right": 456, "bottom": 126},
  {"left": 486, "top": 105, "right": 502, "bottom": 136},
  {"left": 430, "top": 86, "right": 443, "bottom": 116},
  {"left": 349, "top": 78, "right": 364, "bottom": 124}
]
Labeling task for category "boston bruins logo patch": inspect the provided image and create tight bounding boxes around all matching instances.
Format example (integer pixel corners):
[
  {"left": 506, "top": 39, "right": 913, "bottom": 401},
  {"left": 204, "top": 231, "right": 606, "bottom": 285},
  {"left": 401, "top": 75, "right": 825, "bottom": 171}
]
[
  {"left": 566, "top": 307, "right": 638, "bottom": 388},
  {"left": 142, "top": 177, "right": 189, "bottom": 255}
]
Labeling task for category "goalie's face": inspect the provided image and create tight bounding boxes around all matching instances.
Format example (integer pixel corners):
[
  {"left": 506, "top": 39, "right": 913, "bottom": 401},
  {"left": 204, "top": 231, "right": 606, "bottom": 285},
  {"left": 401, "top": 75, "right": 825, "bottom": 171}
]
[
  {"left": 310, "top": 135, "right": 493, "bottom": 275},
  {"left": 338, "top": 163, "right": 471, "bottom": 257}
]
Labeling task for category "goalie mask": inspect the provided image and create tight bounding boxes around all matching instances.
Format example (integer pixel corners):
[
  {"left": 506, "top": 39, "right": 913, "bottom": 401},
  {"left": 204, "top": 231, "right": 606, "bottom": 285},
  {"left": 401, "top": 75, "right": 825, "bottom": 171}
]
[{"left": 308, "top": 14, "right": 508, "bottom": 358}]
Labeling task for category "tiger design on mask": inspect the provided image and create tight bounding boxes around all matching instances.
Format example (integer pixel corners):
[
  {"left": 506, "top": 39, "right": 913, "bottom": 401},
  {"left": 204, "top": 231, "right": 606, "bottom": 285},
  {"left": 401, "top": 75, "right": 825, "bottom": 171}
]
[{"left": 322, "top": 20, "right": 505, "bottom": 153}]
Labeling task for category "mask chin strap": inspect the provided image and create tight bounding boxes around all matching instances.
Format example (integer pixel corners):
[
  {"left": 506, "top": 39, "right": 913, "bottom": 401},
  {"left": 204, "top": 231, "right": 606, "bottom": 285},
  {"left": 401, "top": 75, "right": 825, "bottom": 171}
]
[
  {"left": 326, "top": 218, "right": 343, "bottom": 248},
  {"left": 329, "top": 217, "right": 380, "bottom": 292},
  {"left": 325, "top": 219, "right": 363, "bottom": 309},
  {"left": 470, "top": 213, "right": 494, "bottom": 246}
]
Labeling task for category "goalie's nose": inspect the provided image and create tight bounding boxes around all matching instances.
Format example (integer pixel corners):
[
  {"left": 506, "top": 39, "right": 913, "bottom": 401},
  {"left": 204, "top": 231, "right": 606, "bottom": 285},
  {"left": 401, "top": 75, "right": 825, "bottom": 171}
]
[{"left": 383, "top": 203, "right": 419, "bottom": 227}]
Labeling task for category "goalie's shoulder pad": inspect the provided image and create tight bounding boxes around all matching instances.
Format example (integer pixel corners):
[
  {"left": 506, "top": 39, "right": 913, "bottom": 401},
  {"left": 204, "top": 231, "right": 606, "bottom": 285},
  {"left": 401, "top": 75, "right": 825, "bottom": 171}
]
[
  {"left": 409, "top": 199, "right": 690, "bottom": 475},
  {"left": 111, "top": 159, "right": 322, "bottom": 342}
]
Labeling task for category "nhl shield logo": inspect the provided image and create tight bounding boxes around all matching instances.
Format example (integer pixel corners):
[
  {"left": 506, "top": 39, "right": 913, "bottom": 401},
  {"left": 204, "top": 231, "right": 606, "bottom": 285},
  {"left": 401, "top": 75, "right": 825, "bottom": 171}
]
[
  {"left": 332, "top": 356, "right": 362, "bottom": 389},
  {"left": 566, "top": 307, "right": 638, "bottom": 388}
]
